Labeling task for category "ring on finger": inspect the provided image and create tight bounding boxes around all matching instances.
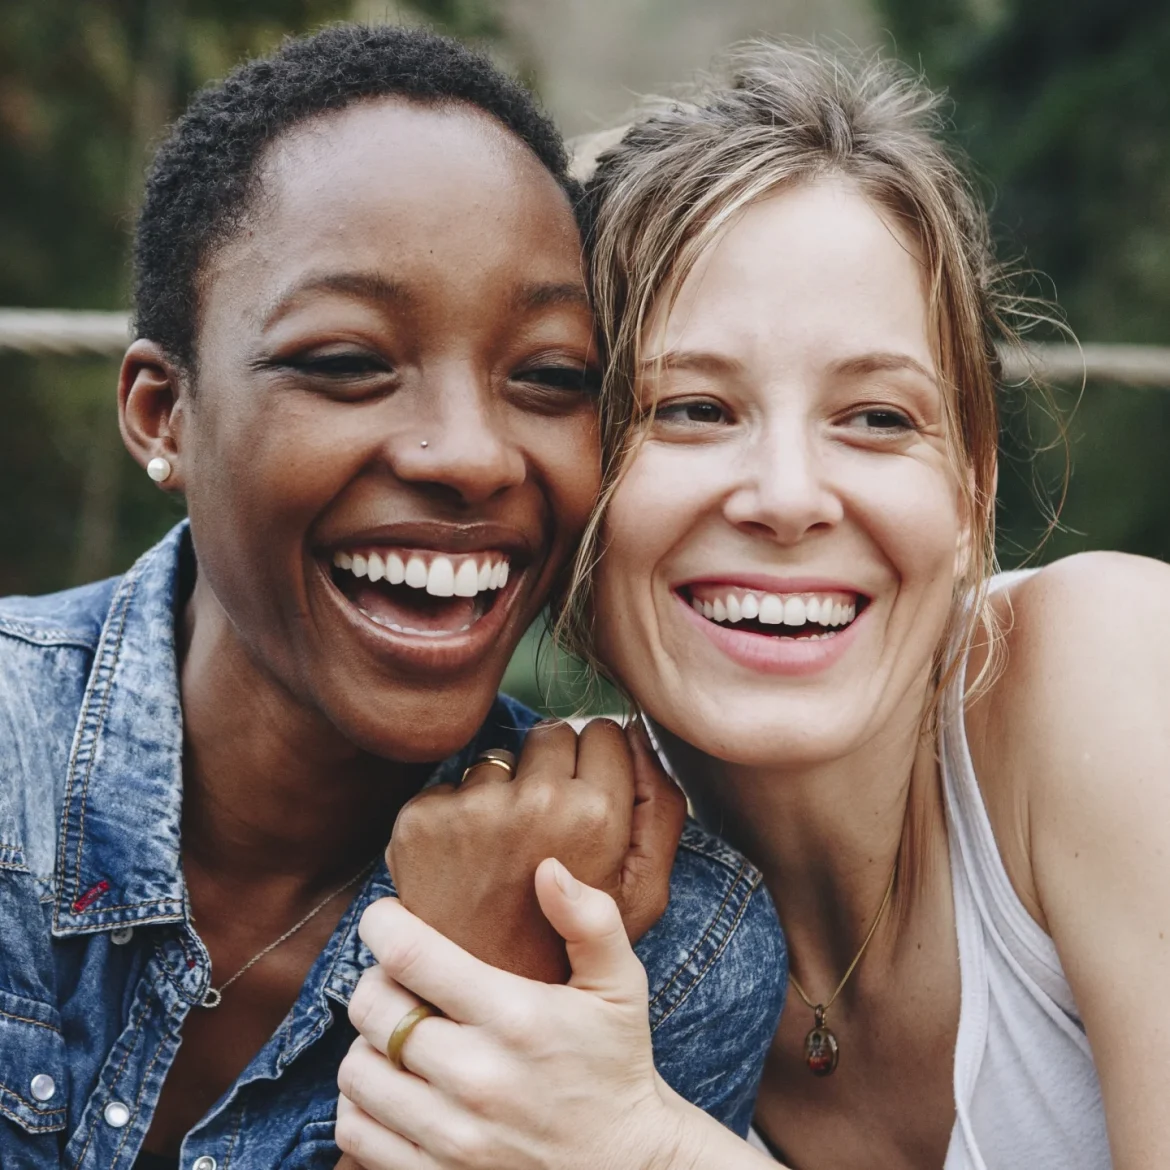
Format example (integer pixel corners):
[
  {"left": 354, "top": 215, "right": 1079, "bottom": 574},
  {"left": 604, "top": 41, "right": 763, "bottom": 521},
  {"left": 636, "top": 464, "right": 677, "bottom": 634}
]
[
  {"left": 460, "top": 747, "right": 516, "bottom": 784},
  {"left": 386, "top": 1002, "right": 442, "bottom": 1069}
]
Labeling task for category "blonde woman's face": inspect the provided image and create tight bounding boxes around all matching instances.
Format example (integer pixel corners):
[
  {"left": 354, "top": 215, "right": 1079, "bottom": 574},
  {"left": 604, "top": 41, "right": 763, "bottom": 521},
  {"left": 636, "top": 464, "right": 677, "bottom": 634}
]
[{"left": 594, "top": 178, "right": 966, "bottom": 767}]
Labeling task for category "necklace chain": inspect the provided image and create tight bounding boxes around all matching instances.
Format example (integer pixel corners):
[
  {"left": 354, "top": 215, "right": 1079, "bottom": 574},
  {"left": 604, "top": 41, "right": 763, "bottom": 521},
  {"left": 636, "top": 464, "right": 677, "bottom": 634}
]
[
  {"left": 788, "top": 856, "right": 899, "bottom": 1020},
  {"left": 200, "top": 856, "right": 379, "bottom": 1009}
]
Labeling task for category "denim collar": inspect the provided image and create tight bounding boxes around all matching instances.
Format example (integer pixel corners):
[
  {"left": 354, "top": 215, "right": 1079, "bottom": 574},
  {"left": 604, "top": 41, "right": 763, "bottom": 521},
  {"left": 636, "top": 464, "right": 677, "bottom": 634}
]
[
  {"left": 53, "top": 523, "right": 190, "bottom": 935},
  {"left": 51, "top": 522, "right": 523, "bottom": 939}
]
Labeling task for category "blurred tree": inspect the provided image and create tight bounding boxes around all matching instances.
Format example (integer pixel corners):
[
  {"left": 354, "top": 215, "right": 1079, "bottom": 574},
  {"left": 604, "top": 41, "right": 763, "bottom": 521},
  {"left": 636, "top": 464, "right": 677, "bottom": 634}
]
[{"left": 879, "top": 0, "right": 1170, "bottom": 563}]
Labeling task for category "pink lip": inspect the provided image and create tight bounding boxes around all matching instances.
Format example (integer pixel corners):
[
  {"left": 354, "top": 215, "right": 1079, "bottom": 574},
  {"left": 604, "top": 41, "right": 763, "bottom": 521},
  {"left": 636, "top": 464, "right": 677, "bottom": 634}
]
[
  {"left": 674, "top": 590, "right": 866, "bottom": 676},
  {"left": 318, "top": 558, "right": 524, "bottom": 678},
  {"left": 675, "top": 574, "right": 870, "bottom": 597}
]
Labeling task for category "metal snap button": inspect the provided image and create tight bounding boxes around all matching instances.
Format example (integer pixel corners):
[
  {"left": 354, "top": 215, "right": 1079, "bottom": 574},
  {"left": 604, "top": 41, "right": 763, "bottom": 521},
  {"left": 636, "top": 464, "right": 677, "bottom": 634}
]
[
  {"left": 103, "top": 1100, "right": 131, "bottom": 1128},
  {"left": 110, "top": 926, "right": 134, "bottom": 946},
  {"left": 192, "top": 1157, "right": 217, "bottom": 1170},
  {"left": 30, "top": 1073, "right": 56, "bottom": 1102}
]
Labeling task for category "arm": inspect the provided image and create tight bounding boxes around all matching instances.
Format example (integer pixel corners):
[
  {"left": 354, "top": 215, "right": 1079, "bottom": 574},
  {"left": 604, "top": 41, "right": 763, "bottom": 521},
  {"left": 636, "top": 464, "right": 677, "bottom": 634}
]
[
  {"left": 337, "top": 871, "right": 784, "bottom": 1170},
  {"left": 982, "top": 553, "right": 1170, "bottom": 1169},
  {"left": 387, "top": 719, "right": 687, "bottom": 982}
]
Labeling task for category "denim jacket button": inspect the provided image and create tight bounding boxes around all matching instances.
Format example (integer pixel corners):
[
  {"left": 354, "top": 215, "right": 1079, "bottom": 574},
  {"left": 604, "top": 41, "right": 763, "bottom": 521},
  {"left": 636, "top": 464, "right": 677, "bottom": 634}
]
[
  {"left": 110, "top": 926, "right": 134, "bottom": 946},
  {"left": 192, "top": 1157, "right": 217, "bottom": 1170},
  {"left": 103, "top": 1100, "right": 131, "bottom": 1127},
  {"left": 30, "top": 1073, "right": 56, "bottom": 1102}
]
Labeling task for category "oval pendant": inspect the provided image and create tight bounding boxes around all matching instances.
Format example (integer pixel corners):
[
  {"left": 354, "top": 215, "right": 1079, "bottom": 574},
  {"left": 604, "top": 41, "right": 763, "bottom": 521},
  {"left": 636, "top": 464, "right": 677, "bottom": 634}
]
[
  {"left": 200, "top": 987, "right": 223, "bottom": 1009},
  {"left": 804, "top": 1005, "right": 839, "bottom": 1076}
]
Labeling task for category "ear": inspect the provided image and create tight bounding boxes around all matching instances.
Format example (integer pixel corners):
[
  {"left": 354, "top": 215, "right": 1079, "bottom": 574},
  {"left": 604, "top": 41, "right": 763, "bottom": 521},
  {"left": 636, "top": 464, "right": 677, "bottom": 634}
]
[{"left": 118, "top": 340, "right": 189, "bottom": 492}]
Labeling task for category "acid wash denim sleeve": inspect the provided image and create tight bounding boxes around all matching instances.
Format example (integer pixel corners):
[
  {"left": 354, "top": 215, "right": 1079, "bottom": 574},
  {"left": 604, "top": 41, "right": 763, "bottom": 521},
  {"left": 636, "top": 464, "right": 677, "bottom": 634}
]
[{"left": 0, "top": 522, "right": 787, "bottom": 1169}]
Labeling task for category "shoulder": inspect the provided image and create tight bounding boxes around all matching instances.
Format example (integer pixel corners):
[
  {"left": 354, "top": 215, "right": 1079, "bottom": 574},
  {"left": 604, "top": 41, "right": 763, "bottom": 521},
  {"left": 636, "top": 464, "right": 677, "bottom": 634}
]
[
  {"left": 980, "top": 551, "right": 1170, "bottom": 758},
  {"left": 970, "top": 552, "right": 1170, "bottom": 922},
  {"left": 0, "top": 576, "right": 117, "bottom": 652},
  {"left": 635, "top": 820, "right": 786, "bottom": 1133},
  {"left": 0, "top": 578, "right": 119, "bottom": 877}
]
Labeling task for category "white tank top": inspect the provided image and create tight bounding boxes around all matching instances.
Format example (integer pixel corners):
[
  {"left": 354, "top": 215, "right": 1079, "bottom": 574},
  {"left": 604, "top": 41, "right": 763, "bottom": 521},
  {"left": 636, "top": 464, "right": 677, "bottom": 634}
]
[{"left": 750, "top": 571, "right": 1111, "bottom": 1168}]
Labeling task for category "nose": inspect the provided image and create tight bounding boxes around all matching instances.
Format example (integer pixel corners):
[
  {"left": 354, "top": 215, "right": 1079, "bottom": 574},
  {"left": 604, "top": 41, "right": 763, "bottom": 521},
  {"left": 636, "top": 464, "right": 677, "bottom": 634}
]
[
  {"left": 723, "top": 414, "right": 843, "bottom": 543},
  {"left": 386, "top": 369, "right": 526, "bottom": 507}
]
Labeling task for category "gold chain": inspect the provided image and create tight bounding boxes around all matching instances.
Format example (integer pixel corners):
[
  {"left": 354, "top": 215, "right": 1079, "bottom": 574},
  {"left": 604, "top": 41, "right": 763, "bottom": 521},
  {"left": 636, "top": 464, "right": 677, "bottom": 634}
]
[{"left": 788, "top": 857, "right": 898, "bottom": 1019}]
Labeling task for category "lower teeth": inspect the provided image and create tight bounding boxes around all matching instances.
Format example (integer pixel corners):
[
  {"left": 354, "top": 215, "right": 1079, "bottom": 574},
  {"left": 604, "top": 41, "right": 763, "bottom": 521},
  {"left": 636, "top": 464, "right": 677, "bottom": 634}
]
[{"left": 360, "top": 609, "right": 473, "bottom": 636}]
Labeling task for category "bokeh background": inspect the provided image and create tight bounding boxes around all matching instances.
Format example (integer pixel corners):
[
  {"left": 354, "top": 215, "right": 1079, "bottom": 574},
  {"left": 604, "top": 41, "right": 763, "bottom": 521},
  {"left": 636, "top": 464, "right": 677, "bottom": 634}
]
[{"left": 2, "top": 0, "right": 1168, "bottom": 711}]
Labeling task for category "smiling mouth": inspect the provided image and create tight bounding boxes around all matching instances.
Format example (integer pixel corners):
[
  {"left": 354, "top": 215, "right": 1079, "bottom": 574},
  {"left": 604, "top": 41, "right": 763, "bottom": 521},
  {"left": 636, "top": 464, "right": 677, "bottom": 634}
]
[
  {"left": 681, "top": 585, "right": 867, "bottom": 640},
  {"left": 330, "top": 547, "right": 513, "bottom": 637}
]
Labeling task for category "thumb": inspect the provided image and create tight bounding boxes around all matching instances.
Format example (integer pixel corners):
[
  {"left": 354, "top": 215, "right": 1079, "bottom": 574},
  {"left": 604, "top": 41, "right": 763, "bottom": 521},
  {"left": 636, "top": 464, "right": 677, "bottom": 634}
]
[{"left": 534, "top": 857, "right": 648, "bottom": 1003}]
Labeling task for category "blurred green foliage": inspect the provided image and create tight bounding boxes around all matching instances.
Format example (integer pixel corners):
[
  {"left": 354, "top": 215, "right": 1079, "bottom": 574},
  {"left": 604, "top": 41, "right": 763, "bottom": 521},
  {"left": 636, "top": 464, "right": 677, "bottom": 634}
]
[
  {"left": 879, "top": 0, "right": 1170, "bottom": 563},
  {"left": 1, "top": 0, "right": 1167, "bottom": 715}
]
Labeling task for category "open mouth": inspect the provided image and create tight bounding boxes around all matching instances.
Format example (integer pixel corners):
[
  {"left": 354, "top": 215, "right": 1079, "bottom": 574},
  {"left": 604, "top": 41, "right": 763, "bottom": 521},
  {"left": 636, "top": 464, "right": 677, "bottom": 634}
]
[
  {"left": 329, "top": 547, "right": 513, "bottom": 638},
  {"left": 680, "top": 584, "right": 867, "bottom": 640}
]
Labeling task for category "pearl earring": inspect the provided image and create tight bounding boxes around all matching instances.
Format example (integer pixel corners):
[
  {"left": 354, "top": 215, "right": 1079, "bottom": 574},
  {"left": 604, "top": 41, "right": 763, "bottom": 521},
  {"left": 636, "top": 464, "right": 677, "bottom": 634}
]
[{"left": 146, "top": 456, "right": 172, "bottom": 483}]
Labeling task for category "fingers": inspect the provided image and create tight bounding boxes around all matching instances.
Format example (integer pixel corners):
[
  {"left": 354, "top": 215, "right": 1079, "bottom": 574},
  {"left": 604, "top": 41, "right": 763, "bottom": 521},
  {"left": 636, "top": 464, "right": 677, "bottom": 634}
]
[
  {"left": 348, "top": 964, "right": 426, "bottom": 1059},
  {"left": 621, "top": 721, "right": 688, "bottom": 940},
  {"left": 359, "top": 896, "right": 519, "bottom": 1024},
  {"left": 336, "top": 1091, "right": 434, "bottom": 1170},
  {"left": 534, "top": 858, "right": 649, "bottom": 1003},
  {"left": 512, "top": 719, "right": 578, "bottom": 781}
]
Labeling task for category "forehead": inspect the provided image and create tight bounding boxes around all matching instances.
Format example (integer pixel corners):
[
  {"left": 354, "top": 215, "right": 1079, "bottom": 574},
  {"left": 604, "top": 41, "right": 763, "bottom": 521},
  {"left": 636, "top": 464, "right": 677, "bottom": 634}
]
[
  {"left": 650, "top": 177, "right": 932, "bottom": 365},
  {"left": 204, "top": 98, "right": 584, "bottom": 318}
]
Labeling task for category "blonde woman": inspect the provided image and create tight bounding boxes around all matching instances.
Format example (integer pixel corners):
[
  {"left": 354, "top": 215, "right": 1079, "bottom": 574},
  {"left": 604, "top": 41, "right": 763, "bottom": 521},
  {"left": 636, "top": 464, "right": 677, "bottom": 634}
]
[{"left": 336, "top": 45, "right": 1170, "bottom": 1169}]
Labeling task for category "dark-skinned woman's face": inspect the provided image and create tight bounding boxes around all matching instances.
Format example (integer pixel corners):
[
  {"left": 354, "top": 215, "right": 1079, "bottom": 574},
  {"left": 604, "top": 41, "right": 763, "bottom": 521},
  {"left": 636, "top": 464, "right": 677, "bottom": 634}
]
[{"left": 174, "top": 100, "right": 599, "bottom": 762}]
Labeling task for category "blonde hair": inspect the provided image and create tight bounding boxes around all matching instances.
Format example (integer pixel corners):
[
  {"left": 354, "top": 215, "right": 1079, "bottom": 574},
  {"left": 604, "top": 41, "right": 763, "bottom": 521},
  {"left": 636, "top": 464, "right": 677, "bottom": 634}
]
[{"left": 553, "top": 42, "right": 1050, "bottom": 720}]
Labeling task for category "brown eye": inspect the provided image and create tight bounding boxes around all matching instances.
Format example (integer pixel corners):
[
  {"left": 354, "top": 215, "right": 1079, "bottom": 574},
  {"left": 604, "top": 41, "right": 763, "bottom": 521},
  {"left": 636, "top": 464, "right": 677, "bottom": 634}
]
[{"left": 657, "top": 399, "right": 728, "bottom": 426}]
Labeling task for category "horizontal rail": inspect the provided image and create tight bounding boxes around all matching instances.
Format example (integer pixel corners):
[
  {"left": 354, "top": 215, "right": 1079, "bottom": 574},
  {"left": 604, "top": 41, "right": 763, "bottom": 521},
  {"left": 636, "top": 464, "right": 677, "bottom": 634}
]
[{"left": 1, "top": 308, "right": 1169, "bottom": 386}]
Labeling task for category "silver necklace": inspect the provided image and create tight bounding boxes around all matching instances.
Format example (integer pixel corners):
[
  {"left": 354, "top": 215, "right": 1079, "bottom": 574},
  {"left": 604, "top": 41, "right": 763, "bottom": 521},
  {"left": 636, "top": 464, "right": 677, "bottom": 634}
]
[{"left": 200, "top": 857, "right": 378, "bottom": 1009}]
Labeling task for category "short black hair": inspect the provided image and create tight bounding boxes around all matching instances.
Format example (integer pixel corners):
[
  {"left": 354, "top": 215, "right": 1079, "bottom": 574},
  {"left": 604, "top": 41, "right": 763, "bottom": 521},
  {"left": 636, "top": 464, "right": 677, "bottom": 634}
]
[{"left": 134, "top": 23, "right": 579, "bottom": 369}]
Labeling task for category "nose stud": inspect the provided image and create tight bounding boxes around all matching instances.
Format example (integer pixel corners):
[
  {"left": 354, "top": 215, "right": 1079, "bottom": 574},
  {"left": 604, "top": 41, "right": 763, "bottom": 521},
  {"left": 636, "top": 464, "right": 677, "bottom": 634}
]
[{"left": 419, "top": 440, "right": 429, "bottom": 449}]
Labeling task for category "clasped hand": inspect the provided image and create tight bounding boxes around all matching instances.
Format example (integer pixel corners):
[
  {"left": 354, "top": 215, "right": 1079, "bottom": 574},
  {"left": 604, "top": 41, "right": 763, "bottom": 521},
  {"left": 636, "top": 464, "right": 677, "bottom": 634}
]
[{"left": 335, "top": 718, "right": 693, "bottom": 1169}]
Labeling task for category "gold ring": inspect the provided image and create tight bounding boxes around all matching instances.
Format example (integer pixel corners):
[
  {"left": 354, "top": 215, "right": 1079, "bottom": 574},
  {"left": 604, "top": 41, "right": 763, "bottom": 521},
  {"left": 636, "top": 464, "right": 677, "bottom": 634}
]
[
  {"left": 386, "top": 1002, "right": 440, "bottom": 1069},
  {"left": 459, "top": 747, "right": 516, "bottom": 784}
]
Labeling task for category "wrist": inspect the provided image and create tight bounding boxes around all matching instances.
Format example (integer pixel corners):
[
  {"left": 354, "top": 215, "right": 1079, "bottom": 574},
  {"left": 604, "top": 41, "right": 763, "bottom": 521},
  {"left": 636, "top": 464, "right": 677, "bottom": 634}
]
[{"left": 640, "top": 1083, "right": 717, "bottom": 1170}]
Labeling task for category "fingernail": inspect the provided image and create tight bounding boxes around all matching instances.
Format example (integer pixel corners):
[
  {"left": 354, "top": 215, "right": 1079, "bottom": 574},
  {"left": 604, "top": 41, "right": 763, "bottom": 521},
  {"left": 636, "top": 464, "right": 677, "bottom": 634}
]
[{"left": 552, "top": 859, "right": 582, "bottom": 900}]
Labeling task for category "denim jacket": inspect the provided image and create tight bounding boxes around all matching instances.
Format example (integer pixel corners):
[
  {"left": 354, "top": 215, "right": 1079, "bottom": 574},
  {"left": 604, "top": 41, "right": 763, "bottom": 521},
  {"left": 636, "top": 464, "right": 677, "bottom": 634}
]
[{"left": 0, "top": 523, "right": 787, "bottom": 1169}]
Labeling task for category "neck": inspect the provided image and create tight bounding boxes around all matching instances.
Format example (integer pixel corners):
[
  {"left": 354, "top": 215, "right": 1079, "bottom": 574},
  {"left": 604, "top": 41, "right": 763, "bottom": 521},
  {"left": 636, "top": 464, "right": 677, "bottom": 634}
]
[
  {"left": 656, "top": 705, "right": 948, "bottom": 988},
  {"left": 178, "top": 576, "right": 426, "bottom": 893}
]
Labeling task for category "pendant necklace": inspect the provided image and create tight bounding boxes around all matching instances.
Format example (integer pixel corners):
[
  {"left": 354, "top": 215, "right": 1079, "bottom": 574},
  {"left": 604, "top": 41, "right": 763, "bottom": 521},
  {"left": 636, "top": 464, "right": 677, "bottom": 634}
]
[
  {"left": 787, "top": 857, "right": 898, "bottom": 1076},
  {"left": 199, "top": 857, "right": 378, "bottom": 1009}
]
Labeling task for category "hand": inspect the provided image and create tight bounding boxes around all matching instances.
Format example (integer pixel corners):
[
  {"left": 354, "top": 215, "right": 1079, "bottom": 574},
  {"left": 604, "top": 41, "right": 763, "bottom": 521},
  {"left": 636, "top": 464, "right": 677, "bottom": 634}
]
[
  {"left": 387, "top": 719, "right": 686, "bottom": 982},
  {"left": 337, "top": 863, "right": 698, "bottom": 1170}
]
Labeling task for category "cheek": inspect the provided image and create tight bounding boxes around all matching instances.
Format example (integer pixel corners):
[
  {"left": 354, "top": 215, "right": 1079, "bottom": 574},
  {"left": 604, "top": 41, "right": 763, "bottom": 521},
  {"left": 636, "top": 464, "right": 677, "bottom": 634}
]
[{"left": 519, "top": 412, "right": 602, "bottom": 544}]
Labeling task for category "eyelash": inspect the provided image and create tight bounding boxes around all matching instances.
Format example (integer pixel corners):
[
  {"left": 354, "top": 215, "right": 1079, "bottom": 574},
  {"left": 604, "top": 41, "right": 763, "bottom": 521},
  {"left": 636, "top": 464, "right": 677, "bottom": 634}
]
[
  {"left": 652, "top": 399, "right": 920, "bottom": 437},
  {"left": 513, "top": 365, "right": 602, "bottom": 396}
]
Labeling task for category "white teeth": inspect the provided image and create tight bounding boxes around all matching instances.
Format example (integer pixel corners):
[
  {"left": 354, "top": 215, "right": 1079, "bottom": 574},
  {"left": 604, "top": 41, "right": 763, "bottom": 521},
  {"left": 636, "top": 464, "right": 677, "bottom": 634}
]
[
  {"left": 758, "top": 594, "right": 784, "bottom": 625},
  {"left": 783, "top": 597, "right": 807, "bottom": 626},
  {"left": 404, "top": 556, "right": 428, "bottom": 589},
  {"left": 426, "top": 557, "right": 455, "bottom": 597},
  {"left": 453, "top": 559, "right": 479, "bottom": 597},
  {"left": 692, "top": 589, "right": 861, "bottom": 631},
  {"left": 335, "top": 549, "right": 510, "bottom": 596}
]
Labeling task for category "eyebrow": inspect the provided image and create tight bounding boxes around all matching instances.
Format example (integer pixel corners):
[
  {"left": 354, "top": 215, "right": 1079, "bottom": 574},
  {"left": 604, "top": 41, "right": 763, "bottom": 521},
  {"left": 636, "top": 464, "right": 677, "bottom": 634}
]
[
  {"left": 638, "top": 350, "right": 746, "bottom": 376},
  {"left": 262, "top": 271, "right": 415, "bottom": 327},
  {"left": 830, "top": 351, "right": 938, "bottom": 385},
  {"left": 509, "top": 281, "right": 591, "bottom": 313}
]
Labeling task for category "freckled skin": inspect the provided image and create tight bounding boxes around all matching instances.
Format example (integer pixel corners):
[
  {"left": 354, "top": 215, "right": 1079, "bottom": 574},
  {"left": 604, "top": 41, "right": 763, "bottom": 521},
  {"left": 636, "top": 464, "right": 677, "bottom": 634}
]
[{"left": 119, "top": 99, "right": 601, "bottom": 1154}]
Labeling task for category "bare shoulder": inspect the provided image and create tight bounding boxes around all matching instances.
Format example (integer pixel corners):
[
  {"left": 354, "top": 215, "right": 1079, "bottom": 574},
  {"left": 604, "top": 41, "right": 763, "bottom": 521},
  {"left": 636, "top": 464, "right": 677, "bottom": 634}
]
[{"left": 967, "top": 551, "right": 1170, "bottom": 928}]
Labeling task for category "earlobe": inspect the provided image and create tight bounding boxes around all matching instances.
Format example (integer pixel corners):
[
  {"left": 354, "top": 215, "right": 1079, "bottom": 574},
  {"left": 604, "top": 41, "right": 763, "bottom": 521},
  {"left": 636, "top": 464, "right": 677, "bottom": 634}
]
[{"left": 118, "top": 339, "right": 187, "bottom": 491}]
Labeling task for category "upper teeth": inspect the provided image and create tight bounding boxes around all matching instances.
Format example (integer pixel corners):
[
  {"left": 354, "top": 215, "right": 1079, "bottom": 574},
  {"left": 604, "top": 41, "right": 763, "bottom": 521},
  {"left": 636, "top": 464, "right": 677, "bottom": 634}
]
[
  {"left": 691, "top": 591, "right": 856, "bottom": 627},
  {"left": 332, "top": 550, "right": 510, "bottom": 598}
]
